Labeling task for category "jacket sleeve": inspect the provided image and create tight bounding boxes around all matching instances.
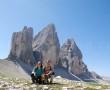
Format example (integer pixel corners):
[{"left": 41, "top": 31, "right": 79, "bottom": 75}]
[{"left": 32, "top": 67, "right": 35, "bottom": 75}]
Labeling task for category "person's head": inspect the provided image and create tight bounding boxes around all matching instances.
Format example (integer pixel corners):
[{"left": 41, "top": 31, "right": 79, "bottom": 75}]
[
  {"left": 46, "top": 60, "right": 51, "bottom": 66},
  {"left": 47, "top": 60, "right": 51, "bottom": 63},
  {"left": 36, "top": 61, "right": 41, "bottom": 68}
]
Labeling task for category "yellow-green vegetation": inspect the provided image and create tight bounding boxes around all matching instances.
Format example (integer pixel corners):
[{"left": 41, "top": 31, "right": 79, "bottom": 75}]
[{"left": 0, "top": 73, "right": 110, "bottom": 90}]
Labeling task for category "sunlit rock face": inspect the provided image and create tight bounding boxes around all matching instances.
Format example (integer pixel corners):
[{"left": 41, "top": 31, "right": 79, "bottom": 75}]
[
  {"left": 59, "top": 39, "right": 88, "bottom": 75},
  {"left": 32, "top": 24, "right": 60, "bottom": 66},
  {"left": 8, "top": 26, "right": 35, "bottom": 65}
]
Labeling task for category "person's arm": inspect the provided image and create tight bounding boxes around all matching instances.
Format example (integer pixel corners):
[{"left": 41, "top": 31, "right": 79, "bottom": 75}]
[
  {"left": 42, "top": 67, "right": 44, "bottom": 75},
  {"left": 47, "top": 66, "right": 53, "bottom": 75},
  {"left": 32, "top": 67, "right": 35, "bottom": 75}
]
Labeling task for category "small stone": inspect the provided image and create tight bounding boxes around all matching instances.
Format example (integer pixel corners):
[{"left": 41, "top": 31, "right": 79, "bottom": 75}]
[
  {"left": 2, "top": 84, "right": 7, "bottom": 87},
  {"left": 42, "top": 85, "right": 49, "bottom": 90}
]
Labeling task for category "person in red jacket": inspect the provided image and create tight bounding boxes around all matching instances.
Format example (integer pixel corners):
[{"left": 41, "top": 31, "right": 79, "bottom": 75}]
[{"left": 44, "top": 60, "right": 55, "bottom": 84}]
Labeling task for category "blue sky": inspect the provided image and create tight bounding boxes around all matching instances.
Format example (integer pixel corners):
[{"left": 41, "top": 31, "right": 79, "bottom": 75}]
[{"left": 0, "top": 0, "right": 110, "bottom": 76}]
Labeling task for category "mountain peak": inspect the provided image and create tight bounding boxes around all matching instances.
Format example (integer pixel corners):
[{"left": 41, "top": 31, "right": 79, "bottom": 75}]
[
  {"left": 42, "top": 23, "right": 56, "bottom": 33},
  {"left": 33, "top": 24, "right": 60, "bottom": 66},
  {"left": 65, "top": 38, "right": 76, "bottom": 46}
]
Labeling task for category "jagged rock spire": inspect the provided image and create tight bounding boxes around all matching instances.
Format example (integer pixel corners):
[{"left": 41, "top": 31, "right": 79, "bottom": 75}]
[
  {"left": 8, "top": 26, "right": 36, "bottom": 65},
  {"left": 33, "top": 24, "right": 60, "bottom": 66},
  {"left": 59, "top": 38, "right": 88, "bottom": 75}
]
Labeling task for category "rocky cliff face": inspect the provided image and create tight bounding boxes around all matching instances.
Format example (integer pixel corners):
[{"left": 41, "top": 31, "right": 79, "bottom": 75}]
[
  {"left": 32, "top": 24, "right": 60, "bottom": 66},
  {"left": 7, "top": 24, "right": 101, "bottom": 80},
  {"left": 59, "top": 39, "right": 88, "bottom": 75},
  {"left": 58, "top": 39, "right": 102, "bottom": 80},
  {"left": 8, "top": 26, "right": 35, "bottom": 65}
]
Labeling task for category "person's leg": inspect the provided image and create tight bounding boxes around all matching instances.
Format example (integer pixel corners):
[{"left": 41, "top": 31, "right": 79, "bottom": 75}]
[
  {"left": 45, "top": 75, "right": 49, "bottom": 84},
  {"left": 50, "top": 75, "right": 54, "bottom": 84},
  {"left": 41, "top": 74, "right": 45, "bottom": 84},
  {"left": 31, "top": 74, "right": 36, "bottom": 83},
  {"left": 37, "top": 76, "right": 42, "bottom": 84},
  {"left": 48, "top": 72, "right": 54, "bottom": 84},
  {"left": 35, "top": 76, "right": 39, "bottom": 83}
]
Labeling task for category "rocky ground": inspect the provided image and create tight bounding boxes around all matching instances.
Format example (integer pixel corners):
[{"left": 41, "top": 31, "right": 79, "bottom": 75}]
[{"left": 0, "top": 73, "right": 110, "bottom": 90}]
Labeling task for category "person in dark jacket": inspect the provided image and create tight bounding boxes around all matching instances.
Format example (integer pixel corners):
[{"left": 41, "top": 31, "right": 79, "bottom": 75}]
[{"left": 31, "top": 61, "right": 44, "bottom": 84}]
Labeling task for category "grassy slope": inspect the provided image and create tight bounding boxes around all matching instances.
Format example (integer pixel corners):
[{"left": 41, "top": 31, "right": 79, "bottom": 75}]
[{"left": 0, "top": 73, "right": 110, "bottom": 90}]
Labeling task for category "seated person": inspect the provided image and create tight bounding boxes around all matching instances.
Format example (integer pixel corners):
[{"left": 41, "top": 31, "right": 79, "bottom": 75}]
[
  {"left": 44, "top": 60, "right": 55, "bottom": 84},
  {"left": 31, "top": 61, "right": 44, "bottom": 84}
]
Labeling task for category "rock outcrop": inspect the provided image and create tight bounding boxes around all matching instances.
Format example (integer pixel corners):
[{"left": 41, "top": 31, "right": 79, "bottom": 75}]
[
  {"left": 59, "top": 39, "right": 88, "bottom": 75},
  {"left": 58, "top": 38, "right": 102, "bottom": 80},
  {"left": 7, "top": 24, "right": 102, "bottom": 81},
  {"left": 8, "top": 26, "right": 35, "bottom": 65},
  {"left": 90, "top": 72, "right": 102, "bottom": 79},
  {"left": 32, "top": 24, "right": 60, "bottom": 66}
]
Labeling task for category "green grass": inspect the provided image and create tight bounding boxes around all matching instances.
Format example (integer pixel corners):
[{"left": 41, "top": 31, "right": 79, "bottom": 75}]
[{"left": 0, "top": 73, "right": 110, "bottom": 90}]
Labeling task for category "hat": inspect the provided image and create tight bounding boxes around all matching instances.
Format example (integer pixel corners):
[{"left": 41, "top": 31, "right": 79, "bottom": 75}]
[{"left": 37, "top": 61, "right": 41, "bottom": 64}]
